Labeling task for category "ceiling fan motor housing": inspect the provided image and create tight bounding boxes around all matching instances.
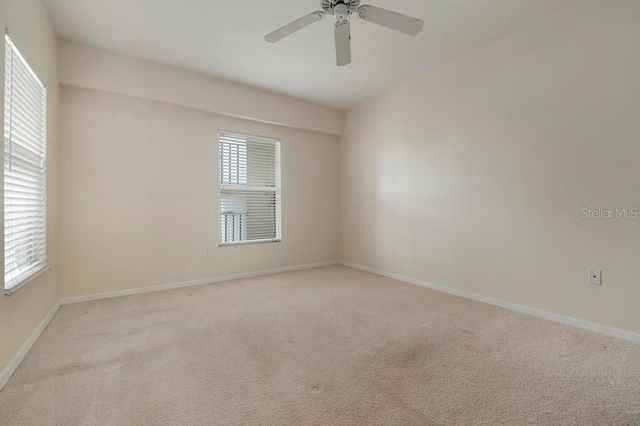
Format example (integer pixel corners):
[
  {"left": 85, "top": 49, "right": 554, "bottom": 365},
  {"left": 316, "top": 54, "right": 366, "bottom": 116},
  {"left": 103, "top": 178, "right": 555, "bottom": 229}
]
[
  {"left": 333, "top": 4, "right": 349, "bottom": 20},
  {"left": 322, "top": 0, "right": 361, "bottom": 17}
]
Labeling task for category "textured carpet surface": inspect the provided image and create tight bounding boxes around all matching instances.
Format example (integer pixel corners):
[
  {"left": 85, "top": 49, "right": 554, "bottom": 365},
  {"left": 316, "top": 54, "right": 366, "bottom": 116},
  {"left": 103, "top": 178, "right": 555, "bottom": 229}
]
[{"left": 1, "top": 265, "right": 639, "bottom": 425}]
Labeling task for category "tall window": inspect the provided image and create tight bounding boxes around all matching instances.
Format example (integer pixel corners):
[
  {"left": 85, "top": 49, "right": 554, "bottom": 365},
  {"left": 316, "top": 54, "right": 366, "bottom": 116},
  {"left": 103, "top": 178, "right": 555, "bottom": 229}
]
[
  {"left": 219, "top": 131, "right": 281, "bottom": 245},
  {"left": 4, "top": 34, "right": 47, "bottom": 292}
]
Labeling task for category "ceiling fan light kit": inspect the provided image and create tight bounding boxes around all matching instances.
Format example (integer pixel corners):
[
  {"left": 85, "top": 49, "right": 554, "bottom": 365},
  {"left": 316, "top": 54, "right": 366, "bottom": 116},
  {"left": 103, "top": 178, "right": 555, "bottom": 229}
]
[{"left": 265, "top": 0, "right": 424, "bottom": 66}]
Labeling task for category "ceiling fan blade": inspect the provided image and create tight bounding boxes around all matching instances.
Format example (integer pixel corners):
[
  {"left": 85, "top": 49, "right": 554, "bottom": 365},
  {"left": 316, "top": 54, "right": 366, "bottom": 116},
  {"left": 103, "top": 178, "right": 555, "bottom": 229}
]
[
  {"left": 357, "top": 5, "right": 424, "bottom": 36},
  {"left": 265, "top": 12, "right": 324, "bottom": 43},
  {"left": 334, "top": 20, "right": 351, "bottom": 66}
]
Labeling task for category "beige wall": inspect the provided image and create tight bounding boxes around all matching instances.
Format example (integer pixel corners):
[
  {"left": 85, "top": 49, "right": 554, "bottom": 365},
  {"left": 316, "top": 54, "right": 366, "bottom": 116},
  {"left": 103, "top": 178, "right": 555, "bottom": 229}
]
[
  {"left": 58, "top": 40, "right": 344, "bottom": 137},
  {"left": 340, "top": 0, "right": 640, "bottom": 333},
  {"left": 0, "top": 0, "right": 60, "bottom": 373},
  {"left": 59, "top": 87, "right": 339, "bottom": 297}
]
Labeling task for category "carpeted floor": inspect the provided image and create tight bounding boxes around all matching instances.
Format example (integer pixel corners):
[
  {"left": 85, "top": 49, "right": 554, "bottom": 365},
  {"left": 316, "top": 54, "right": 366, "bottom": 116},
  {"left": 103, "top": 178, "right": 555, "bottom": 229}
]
[{"left": 1, "top": 266, "right": 639, "bottom": 425}]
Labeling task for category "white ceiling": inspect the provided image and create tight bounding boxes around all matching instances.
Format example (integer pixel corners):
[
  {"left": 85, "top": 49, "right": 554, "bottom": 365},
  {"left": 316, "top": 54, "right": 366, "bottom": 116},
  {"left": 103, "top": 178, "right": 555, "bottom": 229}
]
[{"left": 43, "top": 0, "right": 569, "bottom": 109}]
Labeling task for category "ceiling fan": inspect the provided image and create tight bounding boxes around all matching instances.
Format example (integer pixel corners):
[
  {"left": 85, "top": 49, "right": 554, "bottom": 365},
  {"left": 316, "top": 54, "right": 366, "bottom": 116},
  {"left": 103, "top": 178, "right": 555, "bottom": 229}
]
[{"left": 265, "top": 0, "right": 424, "bottom": 67}]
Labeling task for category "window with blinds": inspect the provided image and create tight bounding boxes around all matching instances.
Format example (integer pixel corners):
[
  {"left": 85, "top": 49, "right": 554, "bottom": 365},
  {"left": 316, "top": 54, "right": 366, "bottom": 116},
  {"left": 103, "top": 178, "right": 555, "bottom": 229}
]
[
  {"left": 4, "top": 34, "right": 47, "bottom": 291},
  {"left": 219, "top": 131, "right": 281, "bottom": 245}
]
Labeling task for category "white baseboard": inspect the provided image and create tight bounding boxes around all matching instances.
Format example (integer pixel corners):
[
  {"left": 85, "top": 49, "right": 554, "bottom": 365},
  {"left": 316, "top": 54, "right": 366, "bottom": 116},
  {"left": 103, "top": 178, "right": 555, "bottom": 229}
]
[
  {"left": 60, "top": 260, "right": 339, "bottom": 305},
  {"left": 0, "top": 300, "right": 61, "bottom": 391},
  {"left": 339, "top": 261, "right": 640, "bottom": 343}
]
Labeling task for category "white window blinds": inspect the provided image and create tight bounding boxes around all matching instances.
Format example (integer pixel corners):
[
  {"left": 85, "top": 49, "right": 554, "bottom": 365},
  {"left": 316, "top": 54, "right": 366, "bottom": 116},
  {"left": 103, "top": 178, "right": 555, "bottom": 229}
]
[
  {"left": 219, "top": 131, "right": 281, "bottom": 245},
  {"left": 4, "top": 34, "right": 47, "bottom": 291}
]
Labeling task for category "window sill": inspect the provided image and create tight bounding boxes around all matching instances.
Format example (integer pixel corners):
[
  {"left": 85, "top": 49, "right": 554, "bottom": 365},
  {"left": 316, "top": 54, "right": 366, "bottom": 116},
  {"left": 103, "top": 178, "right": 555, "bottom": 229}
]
[
  {"left": 219, "top": 239, "right": 281, "bottom": 247},
  {"left": 4, "top": 264, "right": 52, "bottom": 297}
]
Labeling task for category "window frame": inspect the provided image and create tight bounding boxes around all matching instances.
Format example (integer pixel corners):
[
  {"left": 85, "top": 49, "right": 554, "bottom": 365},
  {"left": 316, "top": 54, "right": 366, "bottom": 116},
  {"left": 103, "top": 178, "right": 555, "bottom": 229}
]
[
  {"left": 218, "top": 130, "right": 281, "bottom": 247},
  {"left": 3, "top": 32, "right": 49, "bottom": 295}
]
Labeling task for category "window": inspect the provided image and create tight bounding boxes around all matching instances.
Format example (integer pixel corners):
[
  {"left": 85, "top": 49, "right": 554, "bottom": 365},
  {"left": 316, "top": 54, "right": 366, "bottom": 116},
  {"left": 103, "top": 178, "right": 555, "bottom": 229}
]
[
  {"left": 4, "top": 34, "right": 47, "bottom": 292},
  {"left": 219, "top": 131, "right": 281, "bottom": 245}
]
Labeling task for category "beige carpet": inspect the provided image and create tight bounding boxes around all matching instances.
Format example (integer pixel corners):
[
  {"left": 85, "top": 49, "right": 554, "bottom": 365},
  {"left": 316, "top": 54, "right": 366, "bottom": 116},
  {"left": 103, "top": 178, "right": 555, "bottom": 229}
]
[{"left": 1, "top": 266, "right": 639, "bottom": 425}]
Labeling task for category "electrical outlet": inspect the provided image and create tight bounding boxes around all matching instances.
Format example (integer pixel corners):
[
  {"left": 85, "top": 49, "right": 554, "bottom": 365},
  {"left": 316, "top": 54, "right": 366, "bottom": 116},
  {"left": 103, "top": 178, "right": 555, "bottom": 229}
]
[
  {"left": 205, "top": 246, "right": 211, "bottom": 255},
  {"left": 588, "top": 270, "right": 602, "bottom": 286}
]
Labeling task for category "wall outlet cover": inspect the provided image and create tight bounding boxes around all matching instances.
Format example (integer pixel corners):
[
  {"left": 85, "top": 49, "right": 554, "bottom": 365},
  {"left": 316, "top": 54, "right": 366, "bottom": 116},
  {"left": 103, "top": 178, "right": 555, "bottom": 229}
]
[{"left": 589, "top": 270, "right": 602, "bottom": 286}]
